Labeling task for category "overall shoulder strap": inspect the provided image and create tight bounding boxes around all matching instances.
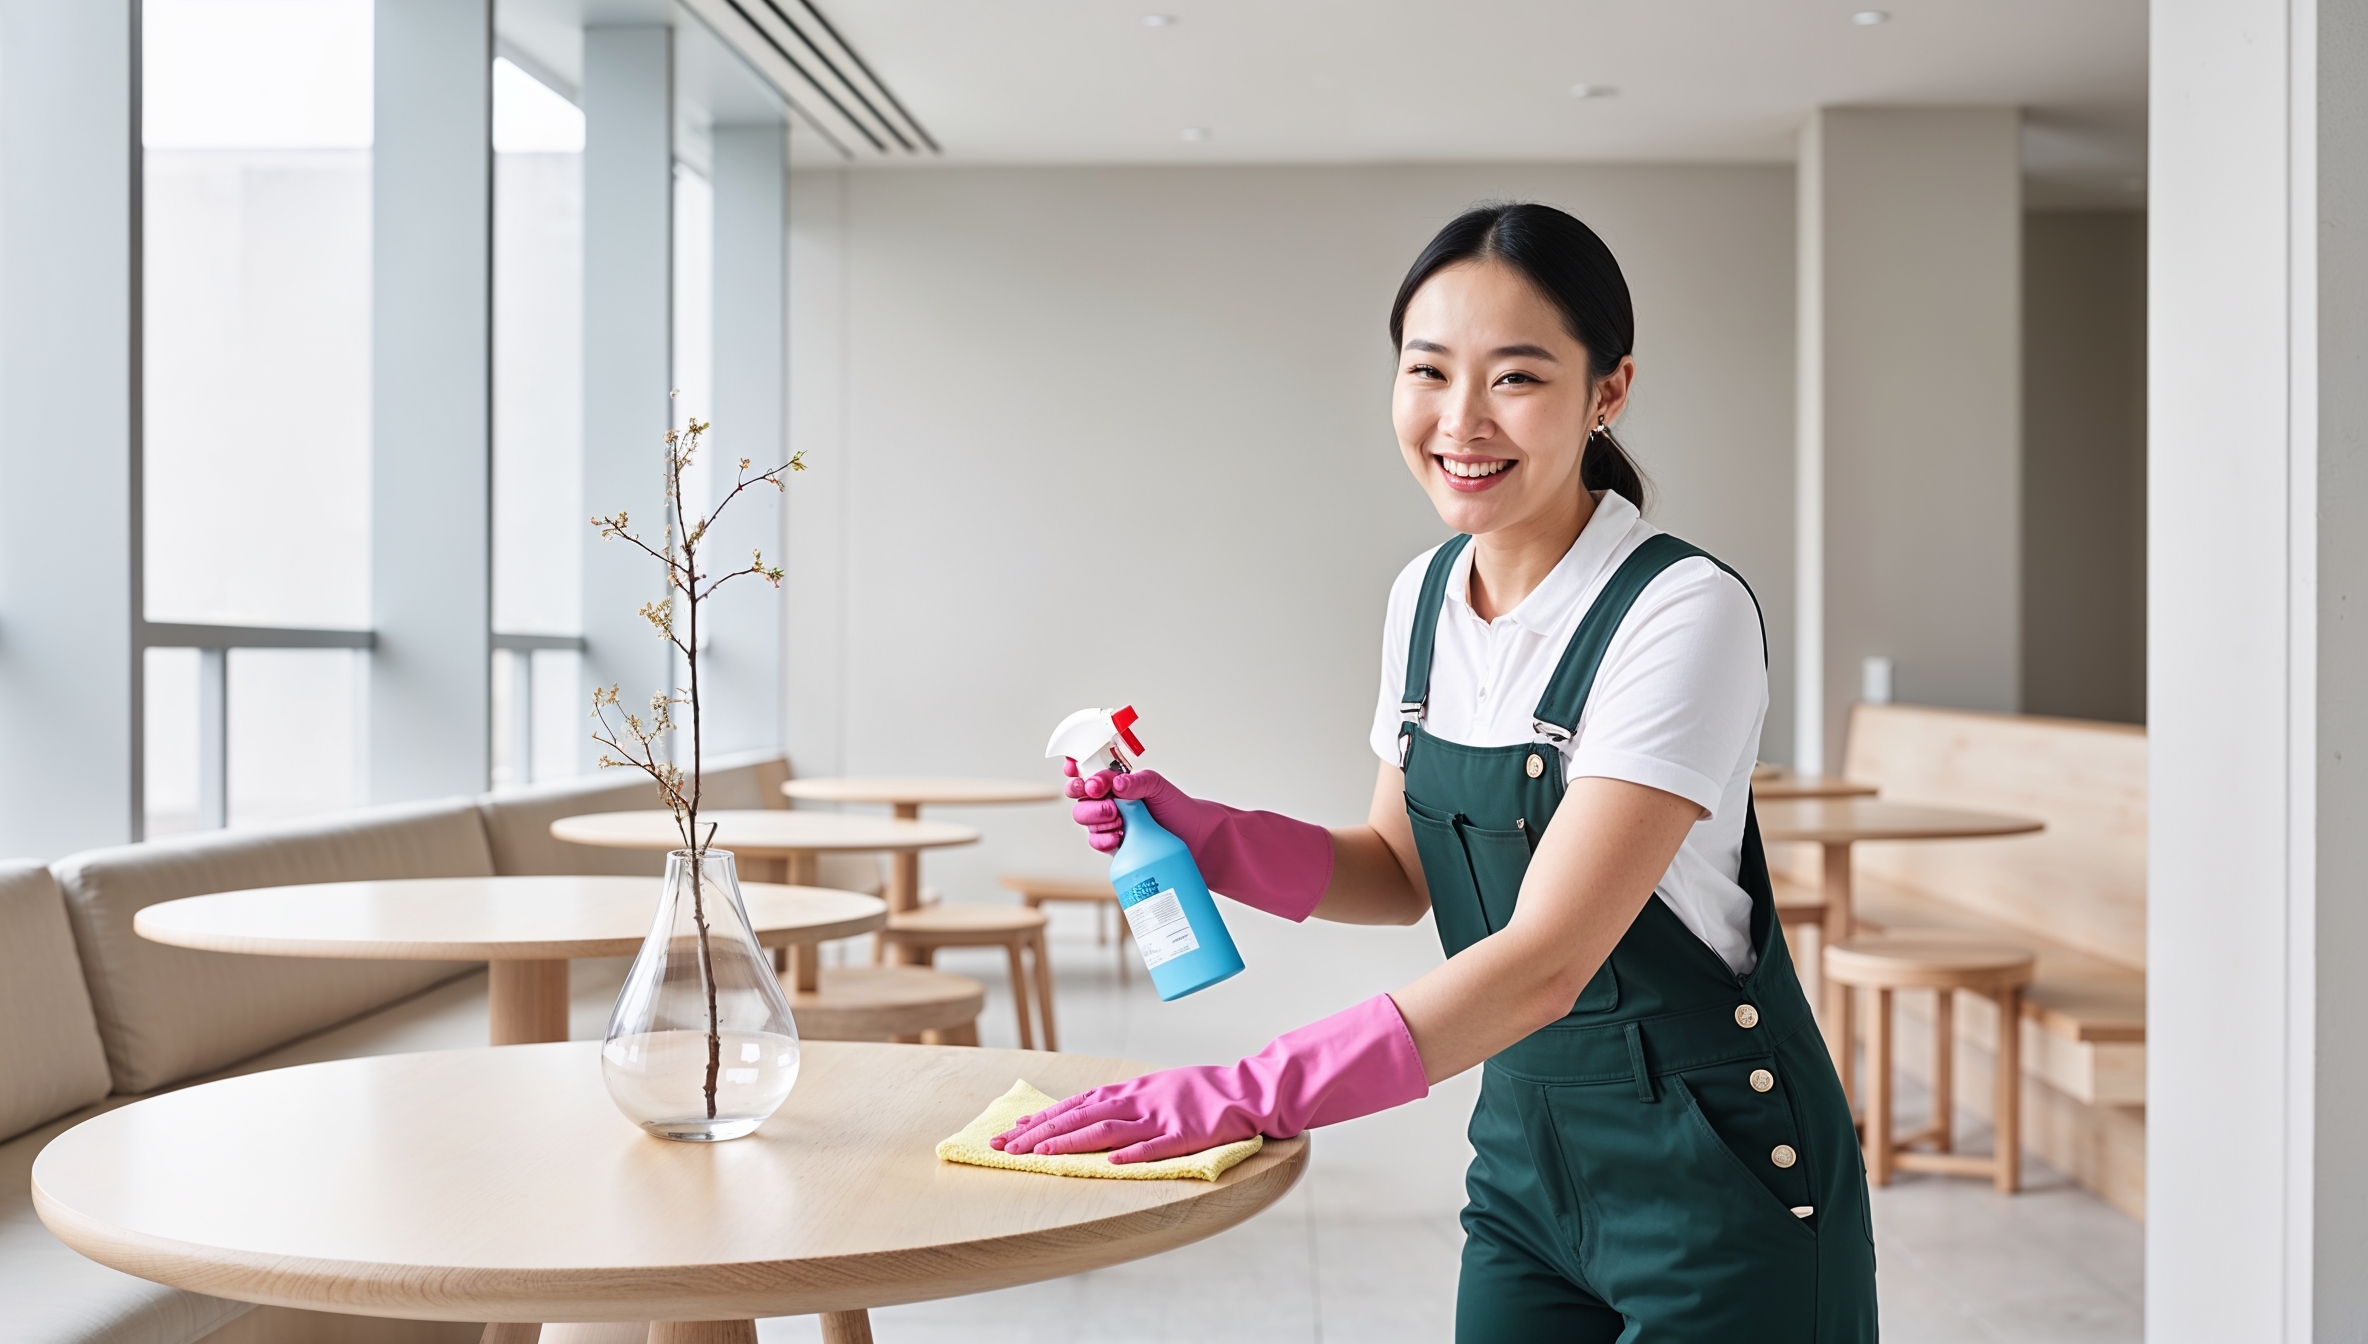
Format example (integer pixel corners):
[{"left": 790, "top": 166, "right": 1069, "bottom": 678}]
[
  {"left": 1529, "top": 533, "right": 1768, "bottom": 746},
  {"left": 1397, "top": 534, "right": 1473, "bottom": 735}
]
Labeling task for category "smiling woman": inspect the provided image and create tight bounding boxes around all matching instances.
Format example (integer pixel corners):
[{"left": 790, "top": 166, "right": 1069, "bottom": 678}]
[{"left": 1015, "top": 200, "right": 1875, "bottom": 1342}]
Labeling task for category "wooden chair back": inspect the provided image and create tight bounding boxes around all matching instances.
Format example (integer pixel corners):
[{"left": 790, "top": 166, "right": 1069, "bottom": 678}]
[{"left": 1842, "top": 704, "right": 2146, "bottom": 972}]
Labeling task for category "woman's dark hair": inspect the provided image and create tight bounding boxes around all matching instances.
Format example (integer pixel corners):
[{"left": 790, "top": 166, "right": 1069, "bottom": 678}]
[{"left": 1388, "top": 202, "right": 1648, "bottom": 511}]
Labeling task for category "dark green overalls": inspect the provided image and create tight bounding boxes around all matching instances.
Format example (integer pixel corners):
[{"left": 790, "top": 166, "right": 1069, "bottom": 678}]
[{"left": 1398, "top": 533, "right": 1877, "bottom": 1342}]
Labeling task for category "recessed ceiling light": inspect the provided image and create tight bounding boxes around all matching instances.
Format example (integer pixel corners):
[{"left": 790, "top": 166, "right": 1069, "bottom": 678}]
[
  {"left": 1569, "top": 83, "right": 1619, "bottom": 99},
  {"left": 1851, "top": 10, "right": 1890, "bottom": 24},
  {"left": 1178, "top": 127, "right": 1210, "bottom": 142},
  {"left": 1143, "top": 13, "right": 1177, "bottom": 26}
]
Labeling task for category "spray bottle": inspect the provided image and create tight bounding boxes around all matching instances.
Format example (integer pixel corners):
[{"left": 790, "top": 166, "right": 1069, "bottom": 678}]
[{"left": 1045, "top": 706, "right": 1246, "bottom": 1000}]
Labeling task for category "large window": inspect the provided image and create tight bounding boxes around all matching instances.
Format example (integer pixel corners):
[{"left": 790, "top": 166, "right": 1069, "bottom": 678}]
[
  {"left": 142, "top": 0, "right": 373, "bottom": 833},
  {"left": 489, "top": 57, "right": 587, "bottom": 788}
]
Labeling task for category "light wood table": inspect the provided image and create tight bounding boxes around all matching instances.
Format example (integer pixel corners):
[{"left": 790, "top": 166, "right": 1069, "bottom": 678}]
[
  {"left": 1756, "top": 798, "right": 2043, "bottom": 1096},
  {"left": 32, "top": 1040, "right": 1309, "bottom": 1344},
  {"left": 1751, "top": 767, "right": 1880, "bottom": 800},
  {"left": 133, "top": 877, "right": 886, "bottom": 1046},
  {"left": 551, "top": 810, "right": 978, "bottom": 913},
  {"left": 779, "top": 777, "right": 1062, "bottom": 917}
]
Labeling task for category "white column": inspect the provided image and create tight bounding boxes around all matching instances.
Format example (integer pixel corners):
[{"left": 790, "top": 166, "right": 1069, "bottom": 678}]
[
  {"left": 2148, "top": 1, "right": 2368, "bottom": 1337},
  {"left": 1793, "top": 107, "right": 2022, "bottom": 771},
  {"left": 784, "top": 167, "right": 849, "bottom": 779},
  {"left": 0, "top": 1, "right": 139, "bottom": 856},
  {"left": 369, "top": 0, "right": 493, "bottom": 802},
  {"left": 580, "top": 25, "right": 674, "bottom": 771},
  {"left": 702, "top": 123, "right": 788, "bottom": 759}
]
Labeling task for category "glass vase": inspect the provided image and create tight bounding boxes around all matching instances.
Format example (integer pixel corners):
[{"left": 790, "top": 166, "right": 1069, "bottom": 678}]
[{"left": 601, "top": 849, "right": 801, "bottom": 1141}]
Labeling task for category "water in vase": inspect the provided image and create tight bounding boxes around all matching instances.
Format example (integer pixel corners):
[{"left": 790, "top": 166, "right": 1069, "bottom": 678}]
[{"left": 601, "top": 1028, "right": 801, "bottom": 1141}]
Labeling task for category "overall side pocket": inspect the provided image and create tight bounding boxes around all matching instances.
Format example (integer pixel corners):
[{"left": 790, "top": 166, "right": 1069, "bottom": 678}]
[{"left": 1669, "top": 1074, "right": 1819, "bottom": 1236}]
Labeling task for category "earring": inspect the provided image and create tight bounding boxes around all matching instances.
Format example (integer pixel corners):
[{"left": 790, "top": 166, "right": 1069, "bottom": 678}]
[{"left": 1591, "top": 415, "right": 1608, "bottom": 439}]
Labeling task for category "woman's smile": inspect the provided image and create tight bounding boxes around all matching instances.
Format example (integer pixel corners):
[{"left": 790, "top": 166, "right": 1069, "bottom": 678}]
[{"left": 1436, "top": 452, "right": 1516, "bottom": 491}]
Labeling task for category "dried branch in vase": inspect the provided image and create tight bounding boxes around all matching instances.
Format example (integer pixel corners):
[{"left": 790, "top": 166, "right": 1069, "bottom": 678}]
[{"left": 589, "top": 406, "right": 803, "bottom": 1118}]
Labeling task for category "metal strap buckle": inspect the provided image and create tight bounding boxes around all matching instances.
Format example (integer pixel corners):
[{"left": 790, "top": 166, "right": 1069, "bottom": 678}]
[
  {"left": 1399, "top": 699, "right": 1426, "bottom": 724},
  {"left": 1531, "top": 718, "right": 1573, "bottom": 748}
]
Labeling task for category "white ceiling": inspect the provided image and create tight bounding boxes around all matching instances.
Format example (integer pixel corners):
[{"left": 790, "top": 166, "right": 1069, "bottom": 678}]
[{"left": 813, "top": 0, "right": 2147, "bottom": 204}]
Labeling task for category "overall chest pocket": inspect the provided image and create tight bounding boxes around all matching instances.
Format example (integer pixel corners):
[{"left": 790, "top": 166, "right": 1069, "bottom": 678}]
[{"left": 1405, "top": 795, "right": 1491, "bottom": 957}]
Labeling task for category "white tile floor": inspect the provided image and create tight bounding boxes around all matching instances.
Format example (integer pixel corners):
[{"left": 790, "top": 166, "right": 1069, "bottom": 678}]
[{"left": 754, "top": 902, "right": 2141, "bottom": 1343}]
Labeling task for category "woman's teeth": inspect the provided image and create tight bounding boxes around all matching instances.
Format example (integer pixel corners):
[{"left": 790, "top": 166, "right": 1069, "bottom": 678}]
[{"left": 1441, "top": 457, "right": 1510, "bottom": 479}]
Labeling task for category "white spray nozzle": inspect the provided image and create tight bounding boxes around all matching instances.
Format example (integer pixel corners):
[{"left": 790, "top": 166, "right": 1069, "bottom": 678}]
[{"left": 1045, "top": 705, "right": 1147, "bottom": 776}]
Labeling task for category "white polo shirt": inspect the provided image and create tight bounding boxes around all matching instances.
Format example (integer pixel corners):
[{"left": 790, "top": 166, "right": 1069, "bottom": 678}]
[{"left": 1367, "top": 492, "right": 1768, "bottom": 973}]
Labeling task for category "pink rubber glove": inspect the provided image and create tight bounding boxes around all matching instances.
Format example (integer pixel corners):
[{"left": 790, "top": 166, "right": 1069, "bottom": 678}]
[
  {"left": 1066, "top": 763, "right": 1334, "bottom": 923},
  {"left": 990, "top": 994, "right": 1428, "bottom": 1162}
]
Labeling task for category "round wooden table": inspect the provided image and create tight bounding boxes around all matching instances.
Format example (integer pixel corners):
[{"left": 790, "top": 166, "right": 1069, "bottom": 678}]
[
  {"left": 550, "top": 811, "right": 980, "bottom": 916},
  {"left": 31, "top": 1040, "right": 1309, "bottom": 1344},
  {"left": 1755, "top": 798, "right": 2043, "bottom": 1094},
  {"left": 779, "top": 778, "right": 1061, "bottom": 917},
  {"left": 1750, "top": 767, "right": 1879, "bottom": 800},
  {"left": 133, "top": 877, "right": 887, "bottom": 1046}
]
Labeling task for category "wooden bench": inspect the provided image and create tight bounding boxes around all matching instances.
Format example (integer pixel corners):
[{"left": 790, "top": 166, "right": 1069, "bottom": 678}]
[{"left": 1774, "top": 704, "right": 2147, "bottom": 1216}]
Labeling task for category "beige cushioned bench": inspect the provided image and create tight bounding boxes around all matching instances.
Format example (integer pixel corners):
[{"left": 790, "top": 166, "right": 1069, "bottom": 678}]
[
  {"left": 6, "top": 755, "right": 799, "bottom": 1344},
  {"left": 1781, "top": 704, "right": 2146, "bottom": 1216}
]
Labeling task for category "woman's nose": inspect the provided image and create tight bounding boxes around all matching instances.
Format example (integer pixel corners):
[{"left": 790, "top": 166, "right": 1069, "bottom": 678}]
[{"left": 1438, "top": 380, "right": 1492, "bottom": 443}]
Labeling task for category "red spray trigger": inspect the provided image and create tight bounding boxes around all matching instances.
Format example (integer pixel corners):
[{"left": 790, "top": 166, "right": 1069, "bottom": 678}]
[{"left": 1111, "top": 705, "right": 1147, "bottom": 757}]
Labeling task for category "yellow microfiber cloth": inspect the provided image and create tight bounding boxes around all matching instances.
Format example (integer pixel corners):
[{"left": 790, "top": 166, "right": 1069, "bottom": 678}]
[{"left": 936, "top": 1080, "right": 1263, "bottom": 1182}]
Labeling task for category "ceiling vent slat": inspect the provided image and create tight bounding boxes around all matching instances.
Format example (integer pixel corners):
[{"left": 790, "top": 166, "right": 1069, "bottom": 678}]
[{"left": 678, "top": 0, "right": 936, "bottom": 161}]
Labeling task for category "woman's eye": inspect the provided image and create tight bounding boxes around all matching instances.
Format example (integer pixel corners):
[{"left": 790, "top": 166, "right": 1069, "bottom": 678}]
[
  {"left": 1406, "top": 364, "right": 1444, "bottom": 380},
  {"left": 1497, "top": 371, "right": 1538, "bottom": 386}
]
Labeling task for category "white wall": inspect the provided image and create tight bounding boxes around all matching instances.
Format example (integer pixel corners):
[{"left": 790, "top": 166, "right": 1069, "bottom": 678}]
[
  {"left": 2148, "top": 0, "right": 2368, "bottom": 1338},
  {"left": 1796, "top": 107, "right": 2023, "bottom": 771},
  {"left": 786, "top": 163, "right": 1795, "bottom": 898}
]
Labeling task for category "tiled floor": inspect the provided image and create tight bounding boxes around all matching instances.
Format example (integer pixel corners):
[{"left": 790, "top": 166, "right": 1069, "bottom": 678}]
[{"left": 755, "top": 903, "right": 2141, "bottom": 1342}]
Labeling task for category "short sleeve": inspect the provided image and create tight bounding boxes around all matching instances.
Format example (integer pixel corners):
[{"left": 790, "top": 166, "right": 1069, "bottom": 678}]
[
  {"left": 1564, "top": 558, "right": 1767, "bottom": 818},
  {"left": 1368, "top": 549, "right": 1437, "bottom": 766}
]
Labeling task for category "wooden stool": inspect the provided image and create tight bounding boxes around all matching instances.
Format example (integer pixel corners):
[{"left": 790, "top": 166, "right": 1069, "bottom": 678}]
[
  {"left": 1823, "top": 933, "right": 2037, "bottom": 1192},
  {"left": 878, "top": 905, "right": 1058, "bottom": 1051},
  {"left": 1000, "top": 873, "right": 1131, "bottom": 985},
  {"left": 783, "top": 965, "right": 987, "bottom": 1045}
]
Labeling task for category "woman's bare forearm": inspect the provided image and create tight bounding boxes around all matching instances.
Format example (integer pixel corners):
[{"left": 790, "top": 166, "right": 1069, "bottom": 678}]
[
  {"left": 1304, "top": 764, "right": 1433, "bottom": 925},
  {"left": 1387, "top": 776, "right": 1703, "bottom": 1083}
]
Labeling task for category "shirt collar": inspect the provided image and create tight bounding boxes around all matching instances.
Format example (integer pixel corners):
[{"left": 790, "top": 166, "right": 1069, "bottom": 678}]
[{"left": 1445, "top": 491, "right": 1644, "bottom": 636}]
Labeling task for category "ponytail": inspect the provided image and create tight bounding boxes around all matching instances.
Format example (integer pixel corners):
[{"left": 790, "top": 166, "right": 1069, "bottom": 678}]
[{"left": 1582, "top": 428, "right": 1646, "bottom": 510}]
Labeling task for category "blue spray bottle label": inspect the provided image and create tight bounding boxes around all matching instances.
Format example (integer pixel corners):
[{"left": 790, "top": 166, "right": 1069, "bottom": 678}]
[{"left": 1109, "top": 797, "right": 1245, "bottom": 1000}]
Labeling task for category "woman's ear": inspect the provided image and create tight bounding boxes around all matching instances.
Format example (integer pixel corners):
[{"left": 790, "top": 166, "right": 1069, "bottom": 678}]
[{"left": 1590, "top": 356, "right": 1638, "bottom": 428}]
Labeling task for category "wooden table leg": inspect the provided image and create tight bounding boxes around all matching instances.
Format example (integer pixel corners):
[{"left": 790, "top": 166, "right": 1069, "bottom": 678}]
[
  {"left": 1816, "top": 842, "right": 1856, "bottom": 1103},
  {"left": 1993, "top": 985, "right": 2022, "bottom": 1193},
  {"left": 888, "top": 852, "right": 920, "bottom": 915},
  {"left": 819, "top": 1310, "right": 875, "bottom": 1344},
  {"left": 1031, "top": 928, "right": 1059, "bottom": 1052},
  {"left": 488, "top": 959, "right": 571, "bottom": 1046},
  {"left": 480, "top": 1326, "right": 541, "bottom": 1344},
  {"left": 891, "top": 802, "right": 924, "bottom": 915},
  {"left": 647, "top": 1323, "right": 756, "bottom": 1344},
  {"left": 791, "top": 940, "right": 822, "bottom": 993},
  {"left": 1932, "top": 987, "right": 1956, "bottom": 1152},
  {"left": 1005, "top": 940, "right": 1036, "bottom": 1049}
]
